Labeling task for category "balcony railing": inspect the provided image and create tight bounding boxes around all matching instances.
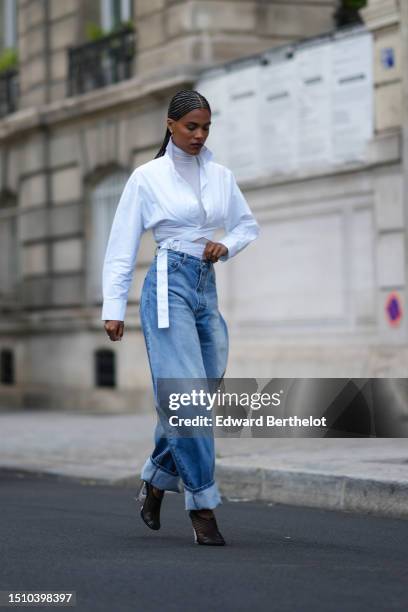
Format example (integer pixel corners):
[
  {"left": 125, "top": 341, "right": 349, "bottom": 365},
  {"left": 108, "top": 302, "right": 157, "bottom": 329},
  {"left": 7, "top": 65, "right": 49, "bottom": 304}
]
[
  {"left": 0, "top": 69, "right": 19, "bottom": 118},
  {"left": 67, "top": 26, "right": 135, "bottom": 97}
]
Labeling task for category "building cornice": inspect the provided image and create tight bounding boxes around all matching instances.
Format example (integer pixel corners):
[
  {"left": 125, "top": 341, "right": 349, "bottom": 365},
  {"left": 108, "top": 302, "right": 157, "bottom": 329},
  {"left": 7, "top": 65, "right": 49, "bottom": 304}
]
[
  {"left": 0, "top": 66, "right": 201, "bottom": 141},
  {"left": 360, "top": 0, "right": 400, "bottom": 31}
]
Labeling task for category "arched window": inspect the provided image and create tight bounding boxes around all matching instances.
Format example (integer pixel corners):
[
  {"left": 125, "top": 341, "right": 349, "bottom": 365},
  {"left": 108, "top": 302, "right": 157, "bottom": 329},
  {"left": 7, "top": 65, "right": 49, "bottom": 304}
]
[
  {"left": 87, "top": 170, "right": 128, "bottom": 304},
  {"left": 0, "top": 348, "right": 14, "bottom": 384},
  {"left": 95, "top": 348, "right": 116, "bottom": 387}
]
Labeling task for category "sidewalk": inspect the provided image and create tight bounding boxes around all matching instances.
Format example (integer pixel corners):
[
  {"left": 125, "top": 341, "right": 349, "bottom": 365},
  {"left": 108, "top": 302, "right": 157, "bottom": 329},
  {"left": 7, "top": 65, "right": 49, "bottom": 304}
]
[{"left": 1, "top": 410, "right": 408, "bottom": 520}]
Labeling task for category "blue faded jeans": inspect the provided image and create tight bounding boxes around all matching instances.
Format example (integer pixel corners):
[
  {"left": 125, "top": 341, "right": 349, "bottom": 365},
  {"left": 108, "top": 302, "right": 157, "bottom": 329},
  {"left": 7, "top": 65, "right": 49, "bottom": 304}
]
[{"left": 139, "top": 249, "right": 229, "bottom": 510}]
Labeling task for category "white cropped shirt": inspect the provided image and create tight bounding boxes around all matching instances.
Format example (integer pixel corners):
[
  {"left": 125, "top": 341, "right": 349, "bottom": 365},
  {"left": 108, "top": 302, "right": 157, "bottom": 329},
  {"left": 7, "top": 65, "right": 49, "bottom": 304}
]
[{"left": 101, "top": 136, "right": 260, "bottom": 325}]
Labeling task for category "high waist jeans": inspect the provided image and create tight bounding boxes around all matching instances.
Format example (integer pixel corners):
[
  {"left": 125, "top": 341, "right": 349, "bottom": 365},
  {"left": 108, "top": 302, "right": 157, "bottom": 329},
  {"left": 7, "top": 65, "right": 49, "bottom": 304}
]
[{"left": 140, "top": 249, "right": 229, "bottom": 510}]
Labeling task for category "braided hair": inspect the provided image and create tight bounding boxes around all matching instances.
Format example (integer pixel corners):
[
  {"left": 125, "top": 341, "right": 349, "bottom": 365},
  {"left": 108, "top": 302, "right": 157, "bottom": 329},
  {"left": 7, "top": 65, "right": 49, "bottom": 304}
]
[{"left": 154, "top": 89, "right": 211, "bottom": 159}]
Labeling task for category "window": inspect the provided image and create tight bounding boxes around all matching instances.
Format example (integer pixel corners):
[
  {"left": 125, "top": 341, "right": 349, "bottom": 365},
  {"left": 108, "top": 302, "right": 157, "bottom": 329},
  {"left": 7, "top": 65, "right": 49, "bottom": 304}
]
[
  {"left": 101, "top": 0, "right": 132, "bottom": 31},
  {"left": 0, "top": 196, "right": 19, "bottom": 298},
  {"left": 95, "top": 348, "right": 116, "bottom": 387},
  {"left": 71, "top": 1, "right": 135, "bottom": 95},
  {"left": 0, "top": 1, "right": 19, "bottom": 116},
  {"left": 87, "top": 171, "right": 129, "bottom": 303},
  {"left": 0, "top": 348, "right": 14, "bottom": 384},
  {"left": 81, "top": 0, "right": 133, "bottom": 41},
  {"left": 0, "top": 0, "right": 17, "bottom": 50}
]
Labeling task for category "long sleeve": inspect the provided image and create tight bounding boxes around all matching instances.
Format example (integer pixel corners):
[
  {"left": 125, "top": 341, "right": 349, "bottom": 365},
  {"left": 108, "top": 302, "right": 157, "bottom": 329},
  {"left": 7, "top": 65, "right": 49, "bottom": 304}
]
[
  {"left": 218, "top": 170, "right": 260, "bottom": 261},
  {"left": 101, "top": 170, "right": 145, "bottom": 321}
]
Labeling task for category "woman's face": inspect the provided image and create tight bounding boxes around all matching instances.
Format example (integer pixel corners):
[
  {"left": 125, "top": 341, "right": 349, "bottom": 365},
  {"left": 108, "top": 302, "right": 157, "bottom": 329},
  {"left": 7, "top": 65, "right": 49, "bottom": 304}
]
[{"left": 167, "top": 108, "right": 211, "bottom": 156}]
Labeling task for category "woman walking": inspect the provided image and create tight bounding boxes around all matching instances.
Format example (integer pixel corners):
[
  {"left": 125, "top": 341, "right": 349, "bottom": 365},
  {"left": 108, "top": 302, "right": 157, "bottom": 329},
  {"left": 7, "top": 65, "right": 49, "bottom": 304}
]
[{"left": 102, "top": 89, "right": 260, "bottom": 545}]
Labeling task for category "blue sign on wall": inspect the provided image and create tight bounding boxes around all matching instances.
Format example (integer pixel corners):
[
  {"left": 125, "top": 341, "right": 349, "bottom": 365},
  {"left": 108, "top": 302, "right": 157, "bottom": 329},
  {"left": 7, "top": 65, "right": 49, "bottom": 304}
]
[
  {"left": 385, "top": 292, "right": 402, "bottom": 327},
  {"left": 381, "top": 48, "right": 395, "bottom": 69}
]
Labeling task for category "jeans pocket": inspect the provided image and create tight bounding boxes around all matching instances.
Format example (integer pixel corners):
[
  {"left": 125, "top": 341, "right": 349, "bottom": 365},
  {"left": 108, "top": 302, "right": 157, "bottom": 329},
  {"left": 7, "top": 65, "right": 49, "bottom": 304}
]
[{"left": 167, "top": 253, "right": 184, "bottom": 274}]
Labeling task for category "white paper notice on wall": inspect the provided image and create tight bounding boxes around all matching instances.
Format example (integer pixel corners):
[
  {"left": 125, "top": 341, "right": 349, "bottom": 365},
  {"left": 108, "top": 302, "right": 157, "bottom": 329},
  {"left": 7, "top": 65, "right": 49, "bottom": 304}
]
[
  {"left": 259, "top": 57, "right": 298, "bottom": 175},
  {"left": 195, "top": 29, "right": 374, "bottom": 179},
  {"left": 225, "top": 64, "right": 262, "bottom": 181},
  {"left": 296, "top": 42, "right": 332, "bottom": 169},
  {"left": 331, "top": 33, "right": 374, "bottom": 164}
]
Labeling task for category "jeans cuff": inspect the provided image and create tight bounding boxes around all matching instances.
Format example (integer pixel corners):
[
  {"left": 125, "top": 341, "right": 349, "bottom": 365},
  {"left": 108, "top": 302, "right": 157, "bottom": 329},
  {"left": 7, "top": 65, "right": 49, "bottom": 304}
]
[
  {"left": 184, "top": 481, "right": 222, "bottom": 510},
  {"left": 141, "top": 456, "right": 181, "bottom": 493}
]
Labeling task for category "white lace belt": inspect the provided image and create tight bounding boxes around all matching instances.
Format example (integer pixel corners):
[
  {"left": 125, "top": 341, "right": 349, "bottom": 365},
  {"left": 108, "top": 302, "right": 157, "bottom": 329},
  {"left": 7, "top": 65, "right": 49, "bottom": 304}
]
[{"left": 156, "top": 238, "right": 206, "bottom": 328}]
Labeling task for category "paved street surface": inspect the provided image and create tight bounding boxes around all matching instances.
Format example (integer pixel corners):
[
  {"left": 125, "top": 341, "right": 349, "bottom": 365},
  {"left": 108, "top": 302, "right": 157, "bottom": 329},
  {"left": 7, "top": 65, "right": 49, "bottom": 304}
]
[
  {"left": 1, "top": 470, "right": 407, "bottom": 612},
  {"left": 1, "top": 410, "right": 408, "bottom": 519}
]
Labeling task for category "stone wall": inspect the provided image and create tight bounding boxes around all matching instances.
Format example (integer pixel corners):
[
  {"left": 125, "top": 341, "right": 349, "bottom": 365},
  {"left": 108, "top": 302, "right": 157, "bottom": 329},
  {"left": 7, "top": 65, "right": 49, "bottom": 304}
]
[
  {"left": 361, "top": 0, "right": 402, "bottom": 131},
  {"left": 136, "top": 0, "right": 338, "bottom": 77},
  {"left": 18, "top": 0, "right": 81, "bottom": 108}
]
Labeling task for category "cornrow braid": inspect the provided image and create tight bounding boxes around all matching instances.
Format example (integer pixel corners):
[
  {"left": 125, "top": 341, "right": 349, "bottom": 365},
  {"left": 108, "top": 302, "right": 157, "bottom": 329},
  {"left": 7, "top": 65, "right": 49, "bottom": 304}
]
[{"left": 154, "top": 89, "right": 211, "bottom": 159}]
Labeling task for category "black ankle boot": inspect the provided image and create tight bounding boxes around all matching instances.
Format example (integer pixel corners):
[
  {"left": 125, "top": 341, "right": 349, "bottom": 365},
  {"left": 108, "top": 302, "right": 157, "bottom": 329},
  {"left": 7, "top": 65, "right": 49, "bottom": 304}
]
[
  {"left": 138, "top": 481, "right": 164, "bottom": 531},
  {"left": 189, "top": 510, "right": 226, "bottom": 545}
]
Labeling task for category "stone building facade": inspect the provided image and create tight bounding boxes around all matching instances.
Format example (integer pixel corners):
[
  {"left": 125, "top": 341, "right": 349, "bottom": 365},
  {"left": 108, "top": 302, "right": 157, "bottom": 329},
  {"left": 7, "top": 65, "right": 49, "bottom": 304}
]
[
  {"left": 1, "top": 0, "right": 405, "bottom": 412},
  {"left": 216, "top": 0, "right": 408, "bottom": 380}
]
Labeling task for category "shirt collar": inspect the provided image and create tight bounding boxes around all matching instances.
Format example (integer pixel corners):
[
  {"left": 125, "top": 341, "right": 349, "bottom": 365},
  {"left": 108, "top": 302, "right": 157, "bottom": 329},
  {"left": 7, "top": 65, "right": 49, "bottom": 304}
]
[{"left": 164, "top": 136, "right": 214, "bottom": 165}]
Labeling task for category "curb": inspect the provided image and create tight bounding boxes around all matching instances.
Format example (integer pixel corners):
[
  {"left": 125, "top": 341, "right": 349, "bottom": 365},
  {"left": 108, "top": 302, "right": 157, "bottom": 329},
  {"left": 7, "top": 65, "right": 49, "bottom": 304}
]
[
  {"left": 0, "top": 467, "right": 115, "bottom": 487},
  {"left": 216, "top": 464, "right": 408, "bottom": 521},
  {"left": 2, "top": 464, "right": 408, "bottom": 521}
]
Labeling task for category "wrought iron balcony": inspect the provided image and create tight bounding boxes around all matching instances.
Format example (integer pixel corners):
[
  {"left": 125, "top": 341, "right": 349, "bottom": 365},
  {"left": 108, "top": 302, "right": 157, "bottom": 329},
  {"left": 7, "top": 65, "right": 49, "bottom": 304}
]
[
  {"left": 0, "top": 69, "right": 19, "bottom": 118},
  {"left": 67, "top": 26, "right": 135, "bottom": 97}
]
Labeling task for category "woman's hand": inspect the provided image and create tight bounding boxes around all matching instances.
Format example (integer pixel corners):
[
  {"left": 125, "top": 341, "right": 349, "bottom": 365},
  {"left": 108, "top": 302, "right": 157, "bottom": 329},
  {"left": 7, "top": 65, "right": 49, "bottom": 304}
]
[
  {"left": 104, "top": 320, "right": 124, "bottom": 341},
  {"left": 203, "top": 241, "right": 228, "bottom": 263}
]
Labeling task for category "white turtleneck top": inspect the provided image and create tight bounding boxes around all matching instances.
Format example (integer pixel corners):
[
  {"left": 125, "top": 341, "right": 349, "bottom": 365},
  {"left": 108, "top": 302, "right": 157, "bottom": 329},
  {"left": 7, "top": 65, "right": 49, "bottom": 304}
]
[{"left": 171, "top": 139, "right": 208, "bottom": 244}]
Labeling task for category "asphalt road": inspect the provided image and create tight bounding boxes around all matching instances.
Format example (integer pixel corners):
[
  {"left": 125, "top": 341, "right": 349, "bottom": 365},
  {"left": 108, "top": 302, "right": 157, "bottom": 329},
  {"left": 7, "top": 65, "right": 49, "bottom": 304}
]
[{"left": 1, "top": 470, "right": 408, "bottom": 612}]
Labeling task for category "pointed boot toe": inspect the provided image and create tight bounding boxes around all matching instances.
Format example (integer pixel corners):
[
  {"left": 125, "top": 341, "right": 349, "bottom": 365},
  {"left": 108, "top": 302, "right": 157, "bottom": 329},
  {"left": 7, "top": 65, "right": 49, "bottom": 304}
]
[
  {"left": 138, "top": 481, "right": 164, "bottom": 531},
  {"left": 189, "top": 510, "right": 226, "bottom": 546}
]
